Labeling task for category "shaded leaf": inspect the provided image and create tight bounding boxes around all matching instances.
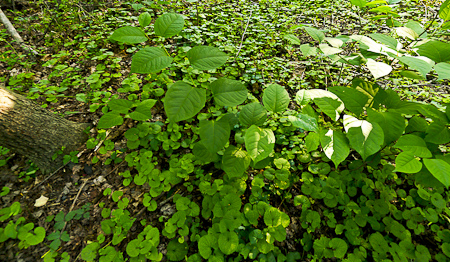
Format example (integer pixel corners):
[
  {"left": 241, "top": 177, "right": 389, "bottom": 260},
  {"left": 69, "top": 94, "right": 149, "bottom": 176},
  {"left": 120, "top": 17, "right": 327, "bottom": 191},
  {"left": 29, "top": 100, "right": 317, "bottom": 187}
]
[
  {"left": 187, "top": 46, "right": 228, "bottom": 70},
  {"left": 210, "top": 78, "right": 247, "bottom": 107},
  {"left": 131, "top": 47, "right": 173, "bottom": 74},
  {"left": 164, "top": 82, "right": 206, "bottom": 122},
  {"left": 154, "top": 13, "right": 184, "bottom": 38}
]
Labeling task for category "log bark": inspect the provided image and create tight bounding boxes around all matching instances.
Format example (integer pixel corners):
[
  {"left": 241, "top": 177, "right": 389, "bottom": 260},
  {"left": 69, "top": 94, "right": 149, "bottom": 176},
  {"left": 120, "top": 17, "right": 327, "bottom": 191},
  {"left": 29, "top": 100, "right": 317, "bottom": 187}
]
[{"left": 0, "top": 87, "right": 90, "bottom": 173}]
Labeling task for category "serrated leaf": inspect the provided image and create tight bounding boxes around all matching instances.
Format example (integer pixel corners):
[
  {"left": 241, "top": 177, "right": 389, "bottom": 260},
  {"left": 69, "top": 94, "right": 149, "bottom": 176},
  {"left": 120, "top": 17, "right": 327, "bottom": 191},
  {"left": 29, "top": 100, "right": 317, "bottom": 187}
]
[
  {"left": 367, "top": 59, "right": 392, "bottom": 79},
  {"left": 423, "top": 159, "right": 450, "bottom": 187},
  {"left": 394, "top": 135, "right": 432, "bottom": 158},
  {"left": 328, "top": 86, "right": 368, "bottom": 116},
  {"left": 222, "top": 146, "right": 251, "bottom": 178},
  {"left": 154, "top": 13, "right": 184, "bottom": 38},
  {"left": 109, "top": 26, "right": 147, "bottom": 44},
  {"left": 288, "top": 113, "right": 319, "bottom": 132},
  {"left": 210, "top": 78, "right": 247, "bottom": 107},
  {"left": 238, "top": 103, "right": 267, "bottom": 126},
  {"left": 262, "top": 84, "right": 290, "bottom": 113},
  {"left": 164, "top": 82, "right": 206, "bottom": 122},
  {"left": 98, "top": 112, "right": 124, "bottom": 129},
  {"left": 425, "top": 122, "right": 450, "bottom": 144},
  {"left": 187, "top": 46, "right": 228, "bottom": 70},
  {"left": 320, "top": 129, "right": 350, "bottom": 167},
  {"left": 284, "top": 34, "right": 301, "bottom": 45},
  {"left": 367, "top": 110, "right": 405, "bottom": 145},
  {"left": 129, "top": 99, "right": 156, "bottom": 121},
  {"left": 199, "top": 118, "right": 231, "bottom": 153},
  {"left": 108, "top": 99, "right": 133, "bottom": 114},
  {"left": 435, "top": 62, "right": 450, "bottom": 80},
  {"left": 344, "top": 115, "right": 384, "bottom": 160},
  {"left": 394, "top": 152, "right": 422, "bottom": 173},
  {"left": 439, "top": 0, "right": 450, "bottom": 21},
  {"left": 300, "top": 44, "right": 317, "bottom": 56},
  {"left": 138, "top": 12, "right": 152, "bottom": 28},
  {"left": 305, "top": 27, "right": 325, "bottom": 43},
  {"left": 245, "top": 125, "right": 275, "bottom": 163},
  {"left": 131, "top": 47, "right": 173, "bottom": 74}
]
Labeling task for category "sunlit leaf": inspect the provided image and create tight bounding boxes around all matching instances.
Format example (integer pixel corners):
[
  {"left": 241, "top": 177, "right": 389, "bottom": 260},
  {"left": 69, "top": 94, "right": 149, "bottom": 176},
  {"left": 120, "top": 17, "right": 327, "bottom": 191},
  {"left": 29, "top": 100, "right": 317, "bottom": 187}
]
[
  {"left": 245, "top": 125, "right": 275, "bottom": 163},
  {"left": 320, "top": 129, "right": 350, "bottom": 167},
  {"left": 154, "top": 13, "right": 184, "bottom": 38}
]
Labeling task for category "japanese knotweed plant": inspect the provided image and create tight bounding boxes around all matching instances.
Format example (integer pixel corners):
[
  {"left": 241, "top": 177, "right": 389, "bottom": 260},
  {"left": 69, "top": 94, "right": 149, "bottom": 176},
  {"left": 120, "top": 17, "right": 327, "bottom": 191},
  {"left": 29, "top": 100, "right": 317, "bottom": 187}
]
[{"left": 285, "top": 0, "right": 450, "bottom": 83}]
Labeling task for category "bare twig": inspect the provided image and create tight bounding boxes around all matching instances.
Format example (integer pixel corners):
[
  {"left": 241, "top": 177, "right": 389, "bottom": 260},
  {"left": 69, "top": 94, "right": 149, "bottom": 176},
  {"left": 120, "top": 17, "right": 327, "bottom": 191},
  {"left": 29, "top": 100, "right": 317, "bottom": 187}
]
[
  {"left": 235, "top": 9, "right": 253, "bottom": 59},
  {"left": 60, "top": 180, "right": 88, "bottom": 234},
  {"left": 0, "top": 8, "right": 38, "bottom": 55}
]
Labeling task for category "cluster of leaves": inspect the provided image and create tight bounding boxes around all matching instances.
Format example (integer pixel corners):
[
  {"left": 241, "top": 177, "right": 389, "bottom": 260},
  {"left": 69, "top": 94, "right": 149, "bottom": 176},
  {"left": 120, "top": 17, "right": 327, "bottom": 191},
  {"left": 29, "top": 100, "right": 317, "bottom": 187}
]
[{"left": 76, "top": 1, "right": 450, "bottom": 261}]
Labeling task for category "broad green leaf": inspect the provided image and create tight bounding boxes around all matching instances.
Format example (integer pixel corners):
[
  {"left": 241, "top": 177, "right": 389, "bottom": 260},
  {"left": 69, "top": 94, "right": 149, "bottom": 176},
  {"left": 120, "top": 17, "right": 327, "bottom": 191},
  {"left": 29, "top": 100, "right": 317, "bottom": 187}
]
[
  {"left": 164, "top": 82, "right": 206, "bottom": 122},
  {"left": 199, "top": 118, "right": 231, "bottom": 153},
  {"left": 328, "top": 86, "right": 368, "bottom": 116},
  {"left": 349, "top": 35, "right": 397, "bottom": 55},
  {"left": 238, "top": 103, "right": 267, "bottom": 126},
  {"left": 222, "top": 146, "right": 251, "bottom": 178},
  {"left": 109, "top": 26, "right": 147, "bottom": 44},
  {"left": 397, "top": 56, "right": 434, "bottom": 77},
  {"left": 295, "top": 90, "right": 312, "bottom": 106},
  {"left": 419, "top": 104, "right": 449, "bottom": 123},
  {"left": 396, "top": 27, "right": 419, "bottom": 40},
  {"left": 288, "top": 113, "right": 318, "bottom": 132},
  {"left": 198, "top": 235, "right": 215, "bottom": 259},
  {"left": 98, "top": 112, "right": 124, "bottom": 129},
  {"left": 304, "top": 27, "right": 325, "bottom": 43},
  {"left": 367, "top": 59, "right": 392, "bottom": 79},
  {"left": 218, "top": 231, "right": 239, "bottom": 255},
  {"left": 131, "top": 47, "right": 173, "bottom": 74},
  {"left": 405, "top": 116, "right": 428, "bottom": 133},
  {"left": 187, "top": 46, "right": 228, "bottom": 70},
  {"left": 440, "top": 0, "right": 450, "bottom": 21},
  {"left": 319, "top": 44, "right": 343, "bottom": 56},
  {"left": 352, "top": 78, "right": 386, "bottom": 109},
  {"left": 284, "top": 34, "right": 301, "bottom": 45},
  {"left": 129, "top": 99, "right": 156, "bottom": 121},
  {"left": 154, "top": 13, "right": 184, "bottom": 38},
  {"left": 329, "top": 238, "right": 348, "bottom": 259},
  {"left": 210, "top": 78, "right": 247, "bottom": 107},
  {"left": 305, "top": 132, "right": 320, "bottom": 152},
  {"left": 394, "top": 152, "right": 422, "bottom": 173},
  {"left": 138, "top": 12, "right": 152, "bottom": 28},
  {"left": 425, "top": 122, "right": 450, "bottom": 144},
  {"left": 406, "top": 20, "right": 425, "bottom": 36},
  {"left": 350, "top": 0, "right": 367, "bottom": 7},
  {"left": 423, "top": 159, "right": 450, "bottom": 187},
  {"left": 435, "top": 62, "right": 450, "bottom": 80},
  {"left": 314, "top": 97, "right": 343, "bottom": 121},
  {"left": 320, "top": 129, "right": 350, "bottom": 167},
  {"left": 399, "top": 70, "right": 426, "bottom": 80},
  {"left": 370, "top": 233, "right": 389, "bottom": 255},
  {"left": 262, "top": 84, "right": 290, "bottom": 113},
  {"left": 369, "top": 33, "right": 399, "bottom": 50},
  {"left": 300, "top": 44, "right": 318, "bottom": 56},
  {"left": 192, "top": 141, "right": 219, "bottom": 163},
  {"left": 344, "top": 115, "right": 384, "bottom": 160},
  {"left": 367, "top": 110, "right": 405, "bottom": 144},
  {"left": 245, "top": 125, "right": 275, "bottom": 163},
  {"left": 108, "top": 99, "right": 133, "bottom": 114},
  {"left": 394, "top": 135, "right": 432, "bottom": 158}
]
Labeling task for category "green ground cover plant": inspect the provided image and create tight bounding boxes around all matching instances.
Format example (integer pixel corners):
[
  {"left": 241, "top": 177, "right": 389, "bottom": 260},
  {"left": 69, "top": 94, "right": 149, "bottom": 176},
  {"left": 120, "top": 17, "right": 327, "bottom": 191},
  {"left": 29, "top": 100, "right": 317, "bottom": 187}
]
[{"left": 1, "top": 0, "right": 450, "bottom": 261}]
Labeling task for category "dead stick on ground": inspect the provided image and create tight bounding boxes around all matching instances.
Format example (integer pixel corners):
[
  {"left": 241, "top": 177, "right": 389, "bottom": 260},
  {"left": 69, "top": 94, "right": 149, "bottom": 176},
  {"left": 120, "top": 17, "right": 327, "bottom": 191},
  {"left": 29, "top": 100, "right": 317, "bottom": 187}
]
[
  {"left": 0, "top": 7, "right": 39, "bottom": 55},
  {"left": 60, "top": 180, "right": 88, "bottom": 234}
]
